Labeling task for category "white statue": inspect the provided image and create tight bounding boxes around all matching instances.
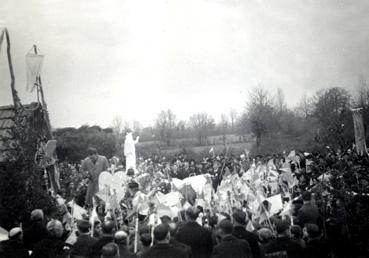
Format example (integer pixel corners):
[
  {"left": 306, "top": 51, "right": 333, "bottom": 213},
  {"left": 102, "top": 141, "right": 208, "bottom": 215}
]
[{"left": 124, "top": 131, "right": 139, "bottom": 172}]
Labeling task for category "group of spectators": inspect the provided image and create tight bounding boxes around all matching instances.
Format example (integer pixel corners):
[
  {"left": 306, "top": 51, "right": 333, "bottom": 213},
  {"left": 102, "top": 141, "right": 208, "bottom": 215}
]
[{"left": 1, "top": 148, "right": 368, "bottom": 258}]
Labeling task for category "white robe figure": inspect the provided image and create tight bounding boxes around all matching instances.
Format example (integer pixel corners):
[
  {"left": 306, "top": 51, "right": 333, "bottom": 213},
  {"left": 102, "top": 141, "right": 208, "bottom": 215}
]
[{"left": 124, "top": 132, "right": 139, "bottom": 172}]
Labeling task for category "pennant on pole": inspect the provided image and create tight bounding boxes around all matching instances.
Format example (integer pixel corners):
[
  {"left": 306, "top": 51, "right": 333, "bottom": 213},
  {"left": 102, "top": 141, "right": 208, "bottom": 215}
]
[
  {"left": 352, "top": 108, "right": 368, "bottom": 156},
  {"left": 25, "top": 52, "right": 44, "bottom": 92}
]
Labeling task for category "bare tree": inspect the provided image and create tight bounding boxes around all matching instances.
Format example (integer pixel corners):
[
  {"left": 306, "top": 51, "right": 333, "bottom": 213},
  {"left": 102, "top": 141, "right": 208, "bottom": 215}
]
[
  {"left": 276, "top": 88, "right": 286, "bottom": 112},
  {"left": 111, "top": 116, "right": 123, "bottom": 136},
  {"left": 189, "top": 113, "right": 215, "bottom": 145},
  {"left": 155, "top": 109, "right": 176, "bottom": 146},
  {"left": 229, "top": 108, "right": 237, "bottom": 133},
  {"left": 220, "top": 114, "right": 229, "bottom": 145},
  {"left": 295, "top": 93, "right": 314, "bottom": 118}
]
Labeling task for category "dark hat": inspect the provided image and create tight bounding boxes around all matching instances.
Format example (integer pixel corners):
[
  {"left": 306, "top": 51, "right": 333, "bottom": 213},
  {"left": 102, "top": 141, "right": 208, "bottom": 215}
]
[
  {"left": 153, "top": 223, "right": 170, "bottom": 241},
  {"left": 128, "top": 181, "right": 139, "bottom": 189},
  {"left": 127, "top": 168, "right": 135, "bottom": 176},
  {"left": 232, "top": 209, "right": 247, "bottom": 225},
  {"left": 276, "top": 220, "right": 290, "bottom": 234},
  {"left": 219, "top": 219, "right": 234, "bottom": 234},
  {"left": 77, "top": 219, "right": 90, "bottom": 233}
]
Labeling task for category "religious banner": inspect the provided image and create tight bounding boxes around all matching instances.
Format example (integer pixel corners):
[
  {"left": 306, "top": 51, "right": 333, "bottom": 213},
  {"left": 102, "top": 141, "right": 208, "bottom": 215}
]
[
  {"left": 25, "top": 51, "right": 44, "bottom": 91},
  {"left": 352, "top": 108, "right": 368, "bottom": 156}
]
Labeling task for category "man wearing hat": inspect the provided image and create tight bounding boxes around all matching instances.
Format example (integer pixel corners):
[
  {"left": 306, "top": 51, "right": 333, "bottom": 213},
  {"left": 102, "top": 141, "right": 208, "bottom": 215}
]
[
  {"left": 232, "top": 209, "right": 261, "bottom": 258},
  {"left": 0, "top": 227, "right": 29, "bottom": 258},
  {"left": 212, "top": 219, "right": 252, "bottom": 258},
  {"left": 91, "top": 221, "right": 115, "bottom": 258},
  {"left": 142, "top": 223, "right": 189, "bottom": 258},
  {"left": 81, "top": 147, "right": 109, "bottom": 207},
  {"left": 114, "top": 231, "right": 135, "bottom": 258},
  {"left": 263, "top": 220, "right": 303, "bottom": 258},
  {"left": 175, "top": 206, "right": 213, "bottom": 258},
  {"left": 70, "top": 219, "right": 97, "bottom": 258},
  {"left": 23, "top": 209, "right": 48, "bottom": 251}
]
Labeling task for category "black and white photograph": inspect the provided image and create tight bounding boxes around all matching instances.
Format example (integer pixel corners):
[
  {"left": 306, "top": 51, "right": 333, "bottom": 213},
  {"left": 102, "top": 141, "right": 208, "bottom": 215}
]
[{"left": 1, "top": 1, "right": 369, "bottom": 257}]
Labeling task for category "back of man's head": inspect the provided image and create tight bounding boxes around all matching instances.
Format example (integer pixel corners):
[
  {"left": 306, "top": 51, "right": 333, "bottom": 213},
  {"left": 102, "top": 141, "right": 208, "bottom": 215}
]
[
  {"left": 154, "top": 223, "right": 170, "bottom": 242},
  {"left": 219, "top": 219, "right": 233, "bottom": 235},
  {"left": 185, "top": 206, "right": 199, "bottom": 221},
  {"left": 114, "top": 231, "right": 128, "bottom": 245},
  {"left": 77, "top": 219, "right": 90, "bottom": 234},
  {"left": 30, "top": 209, "right": 44, "bottom": 222},
  {"left": 305, "top": 223, "right": 320, "bottom": 239},
  {"left": 102, "top": 221, "right": 115, "bottom": 235},
  {"left": 276, "top": 220, "right": 290, "bottom": 235},
  {"left": 101, "top": 243, "right": 119, "bottom": 258},
  {"left": 140, "top": 233, "right": 152, "bottom": 247}
]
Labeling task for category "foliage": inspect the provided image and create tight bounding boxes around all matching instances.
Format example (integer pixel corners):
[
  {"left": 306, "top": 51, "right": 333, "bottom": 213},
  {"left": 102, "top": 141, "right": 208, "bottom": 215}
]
[
  {"left": 154, "top": 109, "right": 177, "bottom": 146},
  {"left": 189, "top": 113, "right": 215, "bottom": 146},
  {"left": 0, "top": 105, "right": 56, "bottom": 230},
  {"left": 54, "top": 125, "right": 116, "bottom": 163}
]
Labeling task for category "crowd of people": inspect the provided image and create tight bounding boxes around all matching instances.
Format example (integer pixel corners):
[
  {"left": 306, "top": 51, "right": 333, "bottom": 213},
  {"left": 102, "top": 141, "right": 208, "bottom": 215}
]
[{"left": 1, "top": 147, "right": 368, "bottom": 258}]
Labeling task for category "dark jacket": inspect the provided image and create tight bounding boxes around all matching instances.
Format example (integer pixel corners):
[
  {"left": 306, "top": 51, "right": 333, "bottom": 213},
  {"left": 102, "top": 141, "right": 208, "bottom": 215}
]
[
  {"left": 141, "top": 243, "right": 189, "bottom": 258},
  {"left": 212, "top": 235, "right": 252, "bottom": 258},
  {"left": 305, "top": 237, "right": 331, "bottom": 258},
  {"left": 70, "top": 233, "right": 97, "bottom": 258},
  {"left": 0, "top": 239, "right": 29, "bottom": 258},
  {"left": 117, "top": 243, "right": 137, "bottom": 258},
  {"left": 297, "top": 202, "right": 321, "bottom": 227},
  {"left": 233, "top": 225, "right": 261, "bottom": 258},
  {"left": 170, "top": 238, "right": 192, "bottom": 258},
  {"left": 23, "top": 220, "right": 48, "bottom": 250},
  {"left": 31, "top": 237, "right": 69, "bottom": 258},
  {"left": 176, "top": 221, "right": 213, "bottom": 258},
  {"left": 90, "top": 234, "right": 114, "bottom": 258},
  {"left": 263, "top": 236, "right": 303, "bottom": 258}
]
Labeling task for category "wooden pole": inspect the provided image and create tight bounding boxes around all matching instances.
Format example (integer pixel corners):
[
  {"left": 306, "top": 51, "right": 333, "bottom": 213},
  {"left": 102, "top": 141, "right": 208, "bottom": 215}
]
[{"left": 5, "top": 29, "right": 21, "bottom": 110}]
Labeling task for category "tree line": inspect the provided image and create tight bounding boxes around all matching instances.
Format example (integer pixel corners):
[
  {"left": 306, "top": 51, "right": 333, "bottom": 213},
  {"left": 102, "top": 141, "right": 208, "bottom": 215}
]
[{"left": 53, "top": 83, "right": 369, "bottom": 162}]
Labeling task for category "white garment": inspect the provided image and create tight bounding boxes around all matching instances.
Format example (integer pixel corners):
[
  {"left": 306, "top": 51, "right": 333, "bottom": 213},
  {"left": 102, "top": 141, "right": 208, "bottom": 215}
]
[{"left": 124, "top": 132, "right": 139, "bottom": 171}]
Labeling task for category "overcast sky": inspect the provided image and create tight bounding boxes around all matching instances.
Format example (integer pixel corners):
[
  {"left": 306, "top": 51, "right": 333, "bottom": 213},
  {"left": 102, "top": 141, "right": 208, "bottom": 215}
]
[{"left": 1, "top": 0, "right": 369, "bottom": 128}]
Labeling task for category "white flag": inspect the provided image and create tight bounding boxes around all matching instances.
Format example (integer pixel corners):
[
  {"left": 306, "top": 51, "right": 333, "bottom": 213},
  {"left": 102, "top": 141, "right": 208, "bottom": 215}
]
[{"left": 26, "top": 52, "right": 44, "bottom": 91}]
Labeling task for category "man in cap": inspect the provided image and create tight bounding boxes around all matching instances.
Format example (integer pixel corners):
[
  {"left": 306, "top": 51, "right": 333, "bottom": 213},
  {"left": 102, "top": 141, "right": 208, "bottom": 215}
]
[
  {"left": 70, "top": 219, "right": 97, "bottom": 258},
  {"left": 175, "top": 206, "right": 213, "bottom": 258},
  {"left": 232, "top": 209, "right": 261, "bottom": 258},
  {"left": 23, "top": 209, "right": 48, "bottom": 251},
  {"left": 101, "top": 243, "right": 119, "bottom": 258},
  {"left": 81, "top": 147, "right": 109, "bottom": 207},
  {"left": 212, "top": 219, "right": 252, "bottom": 258},
  {"left": 263, "top": 220, "right": 303, "bottom": 258},
  {"left": 90, "top": 220, "right": 115, "bottom": 258},
  {"left": 142, "top": 223, "right": 189, "bottom": 258},
  {"left": 114, "top": 231, "right": 135, "bottom": 258},
  {"left": 0, "top": 227, "right": 29, "bottom": 258}
]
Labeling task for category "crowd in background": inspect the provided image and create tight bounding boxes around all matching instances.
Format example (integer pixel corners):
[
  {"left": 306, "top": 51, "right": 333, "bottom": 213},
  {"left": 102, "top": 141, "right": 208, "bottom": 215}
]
[{"left": 1, "top": 148, "right": 368, "bottom": 258}]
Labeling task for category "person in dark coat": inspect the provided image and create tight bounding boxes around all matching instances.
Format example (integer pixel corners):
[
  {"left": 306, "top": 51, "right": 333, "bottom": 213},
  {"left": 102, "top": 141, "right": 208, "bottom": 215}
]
[
  {"left": 304, "top": 223, "right": 331, "bottom": 258},
  {"left": 169, "top": 222, "right": 192, "bottom": 258},
  {"left": 212, "top": 219, "right": 252, "bottom": 258},
  {"left": 90, "top": 221, "right": 115, "bottom": 258},
  {"left": 297, "top": 191, "right": 321, "bottom": 228},
  {"left": 141, "top": 223, "right": 190, "bottom": 258},
  {"left": 70, "top": 219, "right": 97, "bottom": 258},
  {"left": 101, "top": 243, "right": 119, "bottom": 258},
  {"left": 114, "top": 231, "right": 136, "bottom": 258},
  {"left": 175, "top": 207, "right": 213, "bottom": 258},
  {"left": 0, "top": 227, "right": 29, "bottom": 258},
  {"left": 31, "top": 219, "right": 69, "bottom": 258},
  {"left": 232, "top": 209, "right": 261, "bottom": 258},
  {"left": 23, "top": 209, "right": 48, "bottom": 251},
  {"left": 263, "top": 220, "right": 303, "bottom": 258}
]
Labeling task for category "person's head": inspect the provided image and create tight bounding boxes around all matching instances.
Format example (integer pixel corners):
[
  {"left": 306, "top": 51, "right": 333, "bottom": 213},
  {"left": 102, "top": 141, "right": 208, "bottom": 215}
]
[
  {"left": 30, "top": 209, "right": 44, "bottom": 222},
  {"left": 304, "top": 223, "right": 320, "bottom": 239},
  {"left": 127, "top": 168, "right": 135, "bottom": 176},
  {"left": 302, "top": 191, "right": 312, "bottom": 202},
  {"left": 160, "top": 215, "right": 171, "bottom": 225},
  {"left": 46, "top": 219, "right": 64, "bottom": 238},
  {"left": 87, "top": 147, "right": 98, "bottom": 162},
  {"left": 290, "top": 225, "right": 303, "bottom": 239},
  {"left": 127, "top": 181, "right": 139, "bottom": 195},
  {"left": 258, "top": 228, "right": 273, "bottom": 243},
  {"left": 185, "top": 206, "right": 199, "bottom": 221},
  {"left": 140, "top": 233, "right": 152, "bottom": 247},
  {"left": 101, "top": 243, "right": 119, "bottom": 258},
  {"left": 232, "top": 209, "right": 247, "bottom": 226},
  {"left": 153, "top": 223, "right": 170, "bottom": 243},
  {"left": 93, "top": 221, "right": 102, "bottom": 237},
  {"left": 101, "top": 221, "right": 115, "bottom": 235},
  {"left": 276, "top": 220, "right": 290, "bottom": 237},
  {"left": 114, "top": 231, "right": 128, "bottom": 245},
  {"left": 77, "top": 219, "right": 90, "bottom": 234},
  {"left": 8, "top": 227, "right": 22, "bottom": 241},
  {"left": 217, "top": 219, "right": 234, "bottom": 241}
]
